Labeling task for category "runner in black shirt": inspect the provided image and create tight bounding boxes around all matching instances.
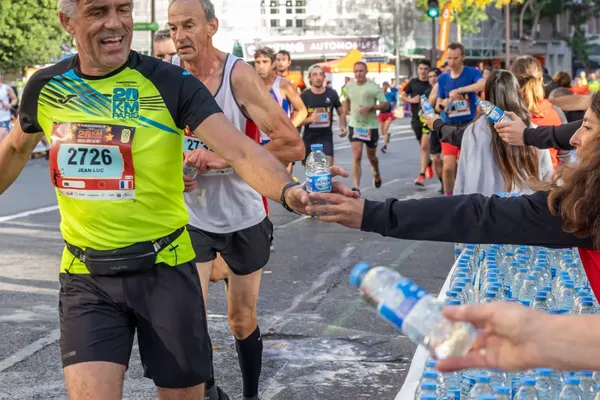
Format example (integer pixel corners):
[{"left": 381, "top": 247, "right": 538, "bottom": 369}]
[
  {"left": 401, "top": 59, "right": 433, "bottom": 186},
  {"left": 300, "top": 65, "right": 347, "bottom": 165}
]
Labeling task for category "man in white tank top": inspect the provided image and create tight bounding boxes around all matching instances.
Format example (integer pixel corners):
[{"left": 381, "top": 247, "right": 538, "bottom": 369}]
[
  {"left": 254, "top": 47, "right": 307, "bottom": 176},
  {"left": 168, "top": 1, "right": 305, "bottom": 399},
  {"left": 0, "top": 71, "right": 17, "bottom": 141}
]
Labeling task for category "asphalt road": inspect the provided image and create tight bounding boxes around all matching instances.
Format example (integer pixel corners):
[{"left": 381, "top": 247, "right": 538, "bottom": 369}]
[{"left": 0, "top": 119, "right": 454, "bottom": 400}]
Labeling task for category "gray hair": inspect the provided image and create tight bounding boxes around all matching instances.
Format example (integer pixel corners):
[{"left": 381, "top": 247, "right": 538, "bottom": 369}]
[
  {"left": 307, "top": 64, "right": 324, "bottom": 76},
  {"left": 57, "top": 0, "right": 77, "bottom": 17},
  {"left": 154, "top": 29, "right": 172, "bottom": 43},
  {"left": 169, "top": 0, "right": 216, "bottom": 21}
]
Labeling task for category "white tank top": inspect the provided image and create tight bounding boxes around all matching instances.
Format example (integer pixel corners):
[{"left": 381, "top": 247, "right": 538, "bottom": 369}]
[
  {"left": 0, "top": 84, "right": 11, "bottom": 122},
  {"left": 260, "top": 76, "right": 292, "bottom": 144},
  {"left": 172, "top": 54, "right": 266, "bottom": 234}
]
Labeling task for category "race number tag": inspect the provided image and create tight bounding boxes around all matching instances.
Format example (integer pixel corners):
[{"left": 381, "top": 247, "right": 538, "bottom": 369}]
[
  {"left": 183, "top": 127, "right": 233, "bottom": 176},
  {"left": 353, "top": 127, "right": 371, "bottom": 141},
  {"left": 309, "top": 108, "right": 331, "bottom": 128},
  {"left": 448, "top": 96, "right": 471, "bottom": 118},
  {"left": 49, "top": 122, "right": 135, "bottom": 200}
]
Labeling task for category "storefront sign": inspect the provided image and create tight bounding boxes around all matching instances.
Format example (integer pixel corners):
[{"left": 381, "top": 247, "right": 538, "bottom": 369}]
[{"left": 243, "top": 37, "right": 380, "bottom": 59}]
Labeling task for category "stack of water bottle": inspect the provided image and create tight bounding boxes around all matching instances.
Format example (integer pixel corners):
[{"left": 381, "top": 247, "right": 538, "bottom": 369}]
[{"left": 414, "top": 244, "right": 600, "bottom": 399}]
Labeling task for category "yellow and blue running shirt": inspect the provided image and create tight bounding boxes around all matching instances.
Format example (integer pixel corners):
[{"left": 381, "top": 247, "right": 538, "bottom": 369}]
[{"left": 19, "top": 51, "right": 222, "bottom": 273}]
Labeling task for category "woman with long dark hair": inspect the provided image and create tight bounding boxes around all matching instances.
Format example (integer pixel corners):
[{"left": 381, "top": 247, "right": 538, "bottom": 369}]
[{"left": 455, "top": 70, "right": 553, "bottom": 195}]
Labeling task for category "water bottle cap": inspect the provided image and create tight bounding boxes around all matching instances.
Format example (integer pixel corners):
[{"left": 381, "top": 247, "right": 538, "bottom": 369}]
[
  {"left": 423, "top": 371, "right": 438, "bottom": 379},
  {"left": 465, "top": 244, "right": 477, "bottom": 249},
  {"left": 579, "top": 371, "right": 593, "bottom": 376},
  {"left": 505, "top": 251, "right": 515, "bottom": 256},
  {"left": 506, "top": 297, "right": 517, "bottom": 302},
  {"left": 597, "top": 381, "right": 600, "bottom": 389},
  {"left": 582, "top": 300, "right": 594, "bottom": 306},
  {"left": 454, "top": 281, "right": 466, "bottom": 288},
  {"left": 476, "top": 375, "right": 491, "bottom": 383},
  {"left": 493, "top": 386, "right": 511, "bottom": 394},
  {"left": 310, "top": 144, "right": 324, "bottom": 151},
  {"left": 543, "top": 285, "right": 552, "bottom": 291},
  {"left": 446, "top": 290, "right": 459, "bottom": 297},
  {"left": 520, "top": 300, "right": 531, "bottom": 307},
  {"left": 564, "top": 281, "right": 575, "bottom": 288},
  {"left": 534, "top": 295, "right": 547, "bottom": 301},
  {"left": 420, "top": 382, "right": 436, "bottom": 390},
  {"left": 549, "top": 308, "right": 570, "bottom": 314},
  {"left": 477, "top": 396, "right": 496, "bottom": 400},
  {"left": 445, "top": 299, "right": 461, "bottom": 305},
  {"left": 566, "top": 376, "right": 580, "bottom": 384},
  {"left": 521, "top": 376, "right": 536, "bottom": 385},
  {"left": 570, "top": 262, "right": 579, "bottom": 267},
  {"left": 484, "top": 291, "right": 495, "bottom": 298},
  {"left": 425, "top": 359, "right": 437, "bottom": 368},
  {"left": 536, "top": 368, "right": 552, "bottom": 376},
  {"left": 475, "top": 97, "right": 482, "bottom": 106},
  {"left": 518, "top": 267, "right": 528, "bottom": 272},
  {"left": 525, "top": 275, "right": 537, "bottom": 280},
  {"left": 418, "top": 395, "right": 437, "bottom": 400},
  {"left": 349, "top": 263, "right": 371, "bottom": 287},
  {"left": 582, "top": 295, "right": 595, "bottom": 301}
]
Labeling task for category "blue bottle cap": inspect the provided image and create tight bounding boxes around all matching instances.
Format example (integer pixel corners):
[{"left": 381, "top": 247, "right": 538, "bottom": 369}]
[
  {"left": 582, "top": 300, "right": 594, "bottom": 307},
  {"left": 484, "top": 291, "right": 495, "bottom": 298},
  {"left": 579, "top": 371, "right": 593, "bottom": 377},
  {"left": 566, "top": 376, "right": 580, "bottom": 385},
  {"left": 476, "top": 375, "right": 491, "bottom": 383},
  {"left": 521, "top": 376, "right": 536, "bottom": 385},
  {"left": 445, "top": 299, "right": 461, "bottom": 306},
  {"left": 493, "top": 386, "right": 511, "bottom": 394},
  {"left": 564, "top": 281, "right": 575, "bottom": 289},
  {"left": 534, "top": 295, "right": 546, "bottom": 302},
  {"left": 478, "top": 396, "right": 496, "bottom": 400},
  {"left": 425, "top": 359, "right": 437, "bottom": 368},
  {"left": 349, "top": 263, "right": 371, "bottom": 287},
  {"left": 505, "top": 251, "right": 515, "bottom": 256},
  {"left": 526, "top": 275, "right": 536, "bottom": 280},
  {"left": 310, "top": 144, "right": 323, "bottom": 151},
  {"left": 423, "top": 371, "right": 438, "bottom": 379},
  {"left": 420, "top": 382, "right": 436, "bottom": 391},
  {"left": 518, "top": 267, "right": 528, "bottom": 273},
  {"left": 418, "top": 395, "right": 437, "bottom": 400},
  {"left": 536, "top": 368, "right": 552, "bottom": 376}
]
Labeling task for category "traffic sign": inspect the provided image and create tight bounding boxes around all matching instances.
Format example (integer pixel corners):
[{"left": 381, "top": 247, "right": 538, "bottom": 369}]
[
  {"left": 133, "top": 22, "right": 159, "bottom": 31},
  {"left": 363, "top": 56, "right": 389, "bottom": 63}
]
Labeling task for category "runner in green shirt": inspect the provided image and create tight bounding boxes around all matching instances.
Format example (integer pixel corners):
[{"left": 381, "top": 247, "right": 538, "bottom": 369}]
[{"left": 343, "top": 62, "right": 388, "bottom": 193}]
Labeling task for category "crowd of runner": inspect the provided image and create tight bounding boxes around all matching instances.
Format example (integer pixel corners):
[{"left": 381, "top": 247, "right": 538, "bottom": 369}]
[{"left": 1, "top": 0, "right": 600, "bottom": 399}]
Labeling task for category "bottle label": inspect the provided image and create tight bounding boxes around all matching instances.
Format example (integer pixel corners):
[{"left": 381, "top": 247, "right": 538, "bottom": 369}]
[
  {"left": 447, "top": 389, "right": 460, "bottom": 400},
  {"left": 305, "top": 171, "right": 331, "bottom": 193},
  {"left": 460, "top": 374, "right": 476, "bottom": 397},
  {"left": 487, "top": 107, "right": 505, "bottom": 124},
  {"left": 377, "top": 277, "right": 427, "bottom": 331}
]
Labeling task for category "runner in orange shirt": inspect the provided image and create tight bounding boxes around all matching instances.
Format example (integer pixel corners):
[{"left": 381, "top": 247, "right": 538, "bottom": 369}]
[{"left": 275, "top": 50, "right": 306, "bottom": 92}]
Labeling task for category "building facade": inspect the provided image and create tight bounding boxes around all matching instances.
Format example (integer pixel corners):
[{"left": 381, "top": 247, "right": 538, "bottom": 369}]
[{"left": 130, "top": 0, "right": 572, "bottom": 76}]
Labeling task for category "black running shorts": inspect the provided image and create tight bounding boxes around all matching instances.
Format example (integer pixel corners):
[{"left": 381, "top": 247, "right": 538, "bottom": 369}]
[
  {"left": 188, "top": 217, "right": 273, "bottom": 275},
  {"left": 348, "top": 127, "right": 379, "bottom": 149},
  {"left": 303, "top": 131, "right": 334, "bottom": 162},
  {"left": 59, "top": 262, "right": 211, "bottom": 389}
]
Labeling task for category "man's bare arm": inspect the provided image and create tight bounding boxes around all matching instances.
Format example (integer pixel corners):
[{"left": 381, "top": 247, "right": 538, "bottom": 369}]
[
  {"left": 336, "top": 106, "right": 347, "bottom": 130},
  {"left": 400, "top": 92, "right": 420, "bottom": 104},
  {"left": 451, "top": 78, "right": 486, "bottom": 98},
  {"left": 0, "top": 120, "right": 44, "bottom": 194},
  {"left": 550, "top": 94, "right": 591, "bottom": 111},
  {"left": 7, "top": 87, "right": 17, "bottom": 107},
  {"left": 373, "top": 101, "right": 389, "bottom": 111},
  {"left": 232, "top": 63, "right": 304, "bottom": 163},
  {"left": 280, "top": 78, "right": 308, "bottom": 128},
  {"left": 191, "top": 113, "right": 293, "bottom": 202}
]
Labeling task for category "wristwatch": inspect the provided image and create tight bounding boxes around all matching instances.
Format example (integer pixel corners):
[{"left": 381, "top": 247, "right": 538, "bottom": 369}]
[{"left": 280, "top": 181, "right": 301, "bottom": 214}]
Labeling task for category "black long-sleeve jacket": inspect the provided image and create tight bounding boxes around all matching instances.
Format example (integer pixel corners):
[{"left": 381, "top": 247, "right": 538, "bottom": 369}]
[{"left": 433, "top": 119, "right": 582, "bottom": 150}]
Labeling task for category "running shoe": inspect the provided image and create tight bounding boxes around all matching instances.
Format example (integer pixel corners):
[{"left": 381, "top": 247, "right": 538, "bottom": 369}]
[
  {"left": 205, "top": 386, "right": 230, "bottom": 400},
  {"left": 381, "top": 144, "right": 388, "bottom": 153},
  {"left": 425, "top": 165, "right": 434, "bottom": 179},
  {"left": 269, "top": 232, "right": 275, "bottom": 252},
  {"left": 414, "top": 175, "right": 425, "bottom": 187},
  {"left": 373, "top": 169, "right": 382, "bottom": 189}
]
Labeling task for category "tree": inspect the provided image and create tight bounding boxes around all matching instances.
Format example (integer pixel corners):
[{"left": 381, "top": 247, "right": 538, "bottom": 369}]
[
  {"left": 0, "top": 0, "right": 69, "bottom": 71},
  {"left": 416, "top": 0, "right": 522, "bottom": 42},
  {"left": 563, "top": 0, "right": 600, "bottom": 72}
]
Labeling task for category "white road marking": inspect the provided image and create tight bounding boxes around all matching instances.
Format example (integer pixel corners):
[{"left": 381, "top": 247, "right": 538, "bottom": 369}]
[
  {"left": 0, "top": 329, "right": 60, "bottom": 372},
  {"left": 0, "top": 205, "right": 59, "bottom": 223}
]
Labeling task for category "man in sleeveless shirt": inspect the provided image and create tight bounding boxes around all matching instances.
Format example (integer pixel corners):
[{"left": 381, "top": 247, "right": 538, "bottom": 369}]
[
  {"left": 0, "top": 71, "right": 18, "bottom": 141},
  {"left": 168, "top": 1, "right": 306, "bottom": 399},
  {"left": 254, "top": 47, "right": 307, "bottom": 177}
]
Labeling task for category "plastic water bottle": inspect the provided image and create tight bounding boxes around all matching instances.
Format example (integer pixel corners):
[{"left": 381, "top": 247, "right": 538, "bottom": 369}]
[
  {"left": 592, "top": 372, "right": 600, "bottom": 384},
  {"left": 518, "top": 275, "right": 539, "bottom": 304},
  {"left": 349, "top": 264, "right": 477, "bottom": 359},
  {"left": 421, "top": 95, "right": 436, "bottom": 117},
  {"left": 488, "top": 370, "right": 509, "bottom": 389},
  {"left": 532, "top": 294, "right": 549, "bottom": 312},
  {"left": 514, "top": 377, "right": 538, "bottom": 399},
  {"left": 559, "top": 376, "right": 583, "bottom": 399},
  {"left": 579, "top": 299, "right": 596, "bottom": 315},
  {"left": 494, "top": 386, "right": 512, "bottom": 400},
  {"left": 183, "top": 162, "right": 197, "bottom": 179},
  {"left": 579, "top": 371, "right": 596, "bottom": 400},
  {"left": 424, "top": 359, "right": 447, "bottom": 398},
  {"left": 305, "top": 144, "right": 331, "bottom": 216},
  {"left": 536, "top": 368, "right": 557, "bottom": 398},
  {"left": 481, "top": 291, "right": 497, "bottom": 304},
  {"left": 558, "top": 281, "right": 577, "bottom": 313},
  {"left": 593, "top": 382, "right": 600, "bottom": 400},
  {"left": 475, "top": 98, "right": 512, "bottom": 123},
  {"left": 468, "top": 375, "right": 494, "bottom": 399},
  {"left": 444, "top": 370, "right": 461, "bottom": 400},
  {"left": 444, "top": 291, "right": 462, "bottom": 305}
]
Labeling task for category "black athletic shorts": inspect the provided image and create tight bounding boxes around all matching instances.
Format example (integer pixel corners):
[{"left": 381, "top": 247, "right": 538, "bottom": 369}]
[
  {"left": 348, "top": 127, "right": 379, "bottom": 149},
  {"left": 429, "top": 127, "right": 442, "bottom": 155},
  {"left": 188, "top": 217, "right": 273, "bottom": 275},
  {"left": 303, "top": 131, "right": 334, "bottom": 163},
  {"left": 59, "top": 262, "right": 211, "bottom": 389},
  {"left": 411, "top": 119, "right": 424, "bottom": 143}
]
